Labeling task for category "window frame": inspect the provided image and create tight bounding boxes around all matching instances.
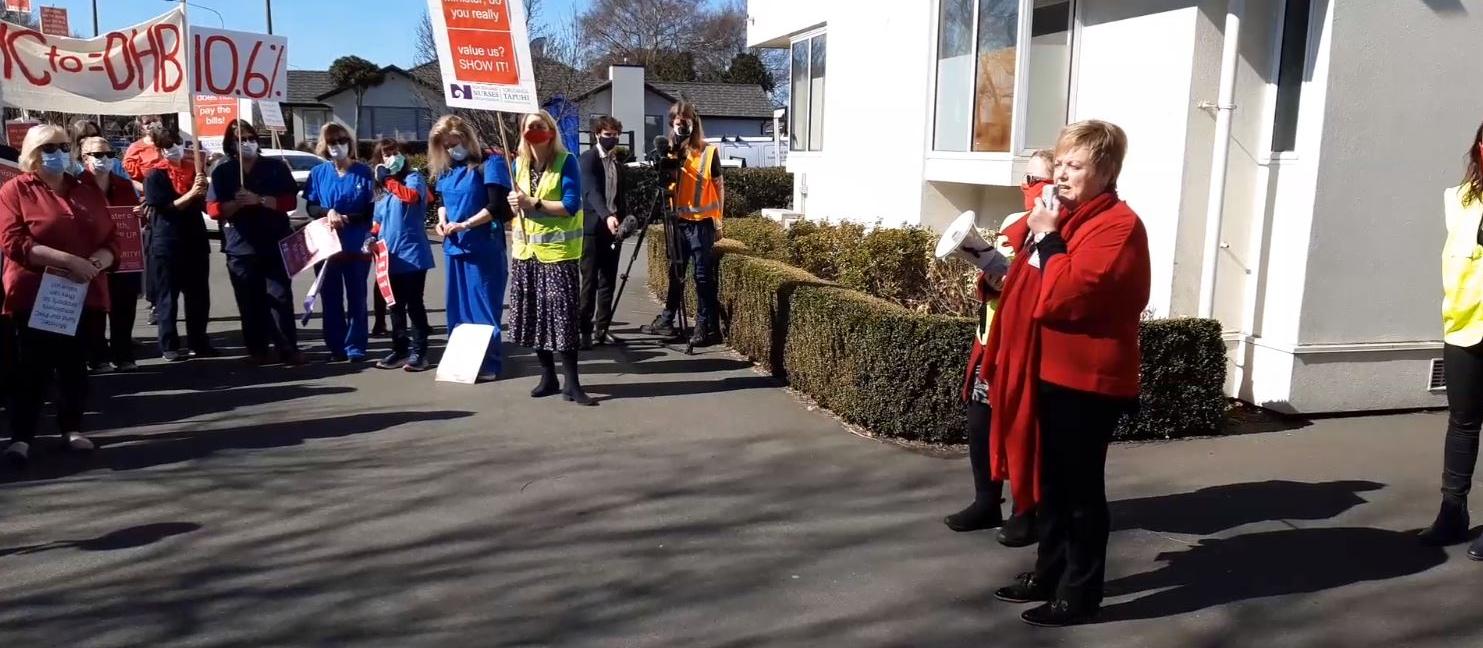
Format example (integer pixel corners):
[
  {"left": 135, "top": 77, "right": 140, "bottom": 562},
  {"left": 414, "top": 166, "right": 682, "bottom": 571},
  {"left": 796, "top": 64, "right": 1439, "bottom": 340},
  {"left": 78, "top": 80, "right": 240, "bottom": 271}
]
[
  {"left": 788, "top": 27, "right": 827, "bottom": 154},
  {"left": 925, "top": 0, "right": 1079, "bottom": 159},
  {"left": 1261, "top": 0, "right": 1323, "bottom": 163}
]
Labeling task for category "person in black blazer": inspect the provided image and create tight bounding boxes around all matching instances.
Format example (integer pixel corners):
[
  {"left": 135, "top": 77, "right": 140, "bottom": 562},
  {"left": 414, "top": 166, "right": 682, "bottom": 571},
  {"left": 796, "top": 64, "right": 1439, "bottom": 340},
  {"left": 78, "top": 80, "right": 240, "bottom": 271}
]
[{"left": 577, "top": 116, "right": 628, "bottom": 348}]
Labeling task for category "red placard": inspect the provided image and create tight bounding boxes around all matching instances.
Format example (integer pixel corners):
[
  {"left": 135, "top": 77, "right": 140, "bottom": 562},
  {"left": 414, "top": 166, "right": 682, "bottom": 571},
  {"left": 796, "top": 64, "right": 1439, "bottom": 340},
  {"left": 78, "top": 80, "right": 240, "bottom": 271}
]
[
  {"left": 39, "top": 6, "right": 67, "bottom": 36},
  {"left": 3, "top": 0, "right": 31, "bottom": 13},
  {"left": 6, "top": 120, "right": 37, "bottom": 149},
  {"left": 372, "top": 240, "right": 396, "bottom": 307},
  {"left": 107, "top": 206, "right": 144, "bottom": 273},
  {"left": 0, "top": 159, "right": 22, "bottom": 185}
]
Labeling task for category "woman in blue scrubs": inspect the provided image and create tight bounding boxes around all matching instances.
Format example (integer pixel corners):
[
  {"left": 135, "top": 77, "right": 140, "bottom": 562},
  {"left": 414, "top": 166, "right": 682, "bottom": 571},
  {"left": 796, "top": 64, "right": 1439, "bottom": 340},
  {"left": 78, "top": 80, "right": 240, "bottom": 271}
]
[
  {"left": 301, "top": 122, "right": 377, "bottom": 362},
  {"left": 427, "top": 115, "right": 509, "bottom": 380}
]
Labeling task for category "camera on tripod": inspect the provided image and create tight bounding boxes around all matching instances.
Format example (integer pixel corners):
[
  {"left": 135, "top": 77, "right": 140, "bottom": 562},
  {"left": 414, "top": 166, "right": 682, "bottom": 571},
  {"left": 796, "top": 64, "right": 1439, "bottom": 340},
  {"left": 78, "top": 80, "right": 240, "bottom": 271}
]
[{"left": 613, "top": 136, "right": 682, "bottom": 244}]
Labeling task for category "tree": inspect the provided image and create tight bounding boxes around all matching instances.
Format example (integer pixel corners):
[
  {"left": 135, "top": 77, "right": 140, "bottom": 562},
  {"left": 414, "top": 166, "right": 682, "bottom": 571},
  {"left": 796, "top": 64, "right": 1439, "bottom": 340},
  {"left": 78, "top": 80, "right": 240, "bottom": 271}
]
[
  {"left": 329, "top": 56, "right": 385, "bottom": 138},
  {"left": 722, "top": 51, "right": 774, "bottom": 93},
  {"left": 576, "top": 0, "right": 747, "bottom": 82}
]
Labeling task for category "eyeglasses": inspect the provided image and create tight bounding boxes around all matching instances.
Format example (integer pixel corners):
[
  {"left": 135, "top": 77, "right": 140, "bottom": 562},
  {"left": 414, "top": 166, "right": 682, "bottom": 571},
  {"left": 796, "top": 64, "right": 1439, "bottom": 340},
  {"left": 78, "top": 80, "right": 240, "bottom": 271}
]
[
  {"left": 327, "top": 137, "right": 352, "bottom": 146},
  {"left": 39, "top": 143, "right": 72, "bottom": 154},
  {"left": 84, "top": 151, "right": 116, "bottom": 159},
  {"left": 1025, "top": 175, "right": 1049, "bottom": 186}
]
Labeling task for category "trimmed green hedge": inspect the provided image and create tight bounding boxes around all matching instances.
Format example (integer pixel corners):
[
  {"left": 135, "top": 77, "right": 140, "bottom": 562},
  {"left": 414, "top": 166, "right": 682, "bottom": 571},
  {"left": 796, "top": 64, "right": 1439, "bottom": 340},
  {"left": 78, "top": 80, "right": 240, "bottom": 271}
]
[
  {"left": 623, "top": 165, "right": 793, "bottom": 221},
  {"left": 648, "top": 227, "right": 1228, "bottom": 443}
]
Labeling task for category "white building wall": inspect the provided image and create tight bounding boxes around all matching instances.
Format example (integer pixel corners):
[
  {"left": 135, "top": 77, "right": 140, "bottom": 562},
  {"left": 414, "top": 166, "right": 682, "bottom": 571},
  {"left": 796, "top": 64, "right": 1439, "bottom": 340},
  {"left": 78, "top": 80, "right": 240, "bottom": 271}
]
[{"left": 746, "top": 0, "right": 828, "bottom": 47}]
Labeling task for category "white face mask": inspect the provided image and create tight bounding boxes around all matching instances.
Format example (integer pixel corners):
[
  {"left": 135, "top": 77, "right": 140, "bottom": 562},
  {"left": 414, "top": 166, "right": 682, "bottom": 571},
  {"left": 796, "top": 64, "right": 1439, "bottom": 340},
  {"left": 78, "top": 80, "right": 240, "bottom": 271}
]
[
  {"left": 163, "top": 144, "right": 184, "bottom": 162},
  {"left": 328, "top": 143, "right": 349, "bottom": 160},
  {"left": 239, "top": 141, "right": 260, "bottom": 158}
]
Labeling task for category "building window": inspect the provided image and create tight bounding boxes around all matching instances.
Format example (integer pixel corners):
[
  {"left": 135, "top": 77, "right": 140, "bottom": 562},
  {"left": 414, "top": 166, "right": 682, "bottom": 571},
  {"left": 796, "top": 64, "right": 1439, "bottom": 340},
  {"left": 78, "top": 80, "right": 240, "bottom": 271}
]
[
  {"left": 933, "top": 0, "right": 1076, "bottom": 154},
  {"left": 789, "top": 32, "right": 825, "bottom": 152},
  {"left": 1271, "top": 0, "right": 1313, "bottom": 153},
  {"left": 356, "top": 107, "right": 435, "bottom": 142},
  {"left": 302, "top": 108, "right": 331, "bottom": 142}
]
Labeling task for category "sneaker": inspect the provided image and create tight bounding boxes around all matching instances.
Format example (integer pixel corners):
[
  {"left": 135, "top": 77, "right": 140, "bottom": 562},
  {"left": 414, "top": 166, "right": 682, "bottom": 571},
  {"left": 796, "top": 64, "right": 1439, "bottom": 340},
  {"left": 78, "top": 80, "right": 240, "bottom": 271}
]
[
  {"left": 688, "top": 327, "right": 715, "bottom": 348},
  {"left": 593, "top": 328, "right": 611, "bottom": 346},
  {"left": 1021, "top": 599, "right": 1099, "bottom": 628},
  {"left": 3, "top": 441, "right": 29, "bottom": 467},
  {"left": 88, "top": 361, "right": 114, "bottom": 375},
  {"left": 62, "top": 432, "right": 95, "bottom": 452},
  {"left": 376, "top": 352, "right": 409, "bottom": 370},
  {"left": 477, "top": 370, "right": 500, "bottom": 383},
  {"left": 162, "top": 350, "right": 187, "bottom": 362},
  {"left": 190, "top": 346, "right": 222, "bottom": 359},
  {"left": 147, "top": 307, "right": 159, "bottom": 326},
  {"left": 640, "top": 315, "right": 676, "bottom": 337},
  {"left": 403, "top": 354, "right": 431, "bottom": 372},
  {"left": 346, "top": 353, "right": 368, "bottom": 363},
  {"left": 112, "top": 360, "right": 139, "bottom": 373},
  {"left": 994, "top": 572, "right": 1055, "bottom": 604}
]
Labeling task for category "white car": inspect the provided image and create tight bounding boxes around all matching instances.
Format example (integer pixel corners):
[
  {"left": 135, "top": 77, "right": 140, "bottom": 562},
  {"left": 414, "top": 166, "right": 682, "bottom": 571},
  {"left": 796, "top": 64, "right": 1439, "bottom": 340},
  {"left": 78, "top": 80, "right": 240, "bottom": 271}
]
[{"left": 204, "top": 148, "right": 327, "bottom": 234}]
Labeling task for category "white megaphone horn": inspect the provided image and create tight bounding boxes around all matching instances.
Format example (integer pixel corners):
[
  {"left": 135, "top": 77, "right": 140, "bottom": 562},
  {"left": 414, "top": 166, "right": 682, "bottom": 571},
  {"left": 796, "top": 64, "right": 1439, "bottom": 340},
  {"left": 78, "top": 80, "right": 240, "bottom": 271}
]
[{"left": 936, "top": 210, "right": 1008, "bottom": 275}]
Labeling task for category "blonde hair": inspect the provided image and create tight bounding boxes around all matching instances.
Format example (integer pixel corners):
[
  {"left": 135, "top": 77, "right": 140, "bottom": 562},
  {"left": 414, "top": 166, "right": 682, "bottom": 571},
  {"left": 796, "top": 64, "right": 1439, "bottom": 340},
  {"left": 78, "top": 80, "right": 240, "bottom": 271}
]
[
  {"left": 18, "top": 124, "right": 70, "bottom": 173},
  {"left": 78, "top": 136, "right": 112, "bottom": 155},
  {"left": 427, "top": 115, "right": 486, "bottom": 178},
  {"left": 1055, "top": 120, "right": 1128, "bottom": 188},
  {"left": 314, "top": 122, "right": 356, "bottom": 160},
  {"left": 667, "top": 101, "right": 706, "bottom": 158},
  {"left": 516, "top": 110, "right": 567, "bottom": 172}
]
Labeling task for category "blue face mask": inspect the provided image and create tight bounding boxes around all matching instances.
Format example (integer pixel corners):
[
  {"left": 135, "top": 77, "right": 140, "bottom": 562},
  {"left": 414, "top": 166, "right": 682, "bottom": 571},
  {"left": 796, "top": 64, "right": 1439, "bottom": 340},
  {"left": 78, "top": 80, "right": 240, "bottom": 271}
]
[
  {"left": 41, "top": 151, "right": 70, "bottom": 174},
  {"left": 448, "top": 145, "right": 468, "bottom": 162}
]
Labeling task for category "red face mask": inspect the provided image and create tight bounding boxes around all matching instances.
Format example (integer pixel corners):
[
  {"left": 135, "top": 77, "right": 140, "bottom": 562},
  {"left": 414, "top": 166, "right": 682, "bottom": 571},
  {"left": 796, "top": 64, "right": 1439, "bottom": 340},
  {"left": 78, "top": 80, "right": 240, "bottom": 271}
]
[
  {"left": 524, "top": 129, "right": 553, "bottom": 145},
  {"left": 1022, "top": 180, "right": 1052, "bottom": 212}
]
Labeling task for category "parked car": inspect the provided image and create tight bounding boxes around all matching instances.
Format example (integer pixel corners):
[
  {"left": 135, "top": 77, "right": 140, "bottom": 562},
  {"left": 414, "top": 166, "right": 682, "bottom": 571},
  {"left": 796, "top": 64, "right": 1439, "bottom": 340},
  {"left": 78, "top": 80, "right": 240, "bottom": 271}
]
[{"left": 203, "top": 148, "right": 326, "bottom": 235}]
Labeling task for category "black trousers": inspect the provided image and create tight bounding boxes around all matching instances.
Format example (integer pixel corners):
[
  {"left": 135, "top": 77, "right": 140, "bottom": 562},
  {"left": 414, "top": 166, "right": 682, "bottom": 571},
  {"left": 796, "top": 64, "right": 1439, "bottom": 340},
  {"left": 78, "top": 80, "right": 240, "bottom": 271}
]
[
  {"left": 662, "top": 219, "right": 718, "bottom": 329},
  {"left": 151, "top": 251, "right": 211, "bottom": 353},
  {"left": 226, "top": 253, "right": 298, "bottom": 356},
  {"left": 8, "top": 311, "right": 99, "bottom": 442},
  {"left": 89, "top": 271, "right": 142, "bottom": 364},
  {"left": 966, "top": 400, "right": 998, "bottom": 504},
  {"left": 1441, "top": 342, "right": 1483, "bottom": 502},
  {"left": 1033, "top": 381, "right": 1128, "bottom": 609},
  {"left": 388, "top": 270, "right": 430, "bottom": 356},
  {"left": 579, "top": 227, "right": 621, "bottom": 336}
]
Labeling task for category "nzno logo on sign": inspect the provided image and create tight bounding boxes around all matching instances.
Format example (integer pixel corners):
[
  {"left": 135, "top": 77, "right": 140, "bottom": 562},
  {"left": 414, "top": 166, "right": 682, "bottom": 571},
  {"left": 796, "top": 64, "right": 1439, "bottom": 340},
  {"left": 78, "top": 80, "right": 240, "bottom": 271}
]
[{"left": 450, "top": 84, "right": 473, "bottom": 99}]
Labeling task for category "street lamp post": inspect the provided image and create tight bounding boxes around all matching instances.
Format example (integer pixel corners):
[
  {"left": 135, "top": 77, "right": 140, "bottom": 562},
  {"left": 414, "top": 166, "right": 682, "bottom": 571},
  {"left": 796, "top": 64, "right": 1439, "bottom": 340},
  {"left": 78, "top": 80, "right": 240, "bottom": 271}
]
[{"left": 162, "top": 0, "right": 224, "bottom": 27}]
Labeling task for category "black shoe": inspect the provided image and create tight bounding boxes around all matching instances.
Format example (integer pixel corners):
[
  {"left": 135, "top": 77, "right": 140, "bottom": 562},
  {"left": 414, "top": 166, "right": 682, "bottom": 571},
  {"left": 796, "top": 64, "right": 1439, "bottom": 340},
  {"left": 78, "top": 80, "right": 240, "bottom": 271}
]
[
  {"left": 404, "top": 354, "right": 431, "bottom": 372},
  {"left": 376, "top": 352, "right": 409, "bottom": 370},
  {"left": 113, "top": 360, "right": 139, "bottom": 373},
  {"left": 593, "top": 329, "right": 610, "bottom": 346},
  {"left": 325, "top": 353, "right": 349, "bottom": 364},
  {"left": 943, "top": 501, "right": 1003, "bottom": 532},
  {"left": 1021, "top": 600, "right": 1098, "bottom": 627},
  {"left": 688, "top": 327, "right": 714, "bottom": 348},
  {"left": 994, "top": 572, "right": 1055, "bottom": 604},
  {"left": 564, "top": 386, "right": 597, "bottom": 406},
  {"left": 370, "top": 326, "right": 389, "bottom": 339},
  {"left": 3, "top": 441, "right": 30, "bottom": 468},
  {"left": 998, "top": 510, "right": 1039, "bottom": 548},
  {"left": 1419, "top": 498, "right": 1470, "bottom": 546},
  {"left": 162, "top": 350, "right": 187, "bottom": 362},
  {"left": 640, "top": 315, "right": 676, "bottom": 337},
  {"left": 530, "top": 375, "right": 560, "bottom": 398},
  {"left": 88, "top": 361, "right": 114, "bottom": 375},
  {"left": 1468, "top": 536, "right": 1483, "bottom": 561},
  {"left": 190, "top": 346, "right": 221, "bottom": 359}
]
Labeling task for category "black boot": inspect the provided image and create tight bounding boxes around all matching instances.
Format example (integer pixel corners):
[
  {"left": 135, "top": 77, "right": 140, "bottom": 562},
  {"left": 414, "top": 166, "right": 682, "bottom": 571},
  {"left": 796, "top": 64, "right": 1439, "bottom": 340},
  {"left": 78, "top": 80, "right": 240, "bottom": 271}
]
[
  {"left": 559, "top": 350, "right": 596, "bottom": 406},
  {"left": 945, "top": 401, "right": 1002, "bottom": 532},
  {"left": 531, "top": 350, "right": 560, "bottom": 398},
  {"left": 998, "top": 509, "right": 1039, "bottom": 548},
  {"left": 1419, "top": 496, "right": 1470, "bottom": 546}
]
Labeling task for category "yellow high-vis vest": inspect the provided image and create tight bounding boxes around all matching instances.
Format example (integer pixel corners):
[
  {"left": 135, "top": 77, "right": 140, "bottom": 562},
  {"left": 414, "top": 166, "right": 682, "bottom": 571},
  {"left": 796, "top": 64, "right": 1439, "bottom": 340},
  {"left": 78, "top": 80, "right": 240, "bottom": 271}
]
[
  {"left": 675, "top": 144, "right": 722, "bottom": 221},
  {"left": 1444, "top": 185, "right": 1483, "bottom": 347},
  {"left": 513, "top": 151, "right": 584, "bottom": 263}
]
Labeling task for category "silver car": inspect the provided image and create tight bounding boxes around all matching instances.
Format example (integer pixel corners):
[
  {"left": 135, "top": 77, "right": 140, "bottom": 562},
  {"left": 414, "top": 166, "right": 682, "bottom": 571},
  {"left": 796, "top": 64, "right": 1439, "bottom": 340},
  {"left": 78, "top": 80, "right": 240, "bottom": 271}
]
[{"left": 204, "top": 148, "right": 327, "bottom": 234}]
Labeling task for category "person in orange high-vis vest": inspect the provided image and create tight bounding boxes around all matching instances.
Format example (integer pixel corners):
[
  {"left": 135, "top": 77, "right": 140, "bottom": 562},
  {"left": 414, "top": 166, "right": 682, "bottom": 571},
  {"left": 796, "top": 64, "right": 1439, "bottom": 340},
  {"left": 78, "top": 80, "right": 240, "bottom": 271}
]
[{"left": 641, "top": 101, "right": 726, "bottom": 347}]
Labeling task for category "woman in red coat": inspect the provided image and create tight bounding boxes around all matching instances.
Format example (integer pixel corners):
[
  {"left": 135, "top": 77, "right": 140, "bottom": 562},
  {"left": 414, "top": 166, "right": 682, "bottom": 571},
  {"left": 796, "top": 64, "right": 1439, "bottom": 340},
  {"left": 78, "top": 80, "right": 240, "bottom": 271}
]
[
  {"left": 986, "top": 121, "right": 1150, "bottom": 627},
  {"left": 78, "top": 136, "right": 144, "bottom": 373}
]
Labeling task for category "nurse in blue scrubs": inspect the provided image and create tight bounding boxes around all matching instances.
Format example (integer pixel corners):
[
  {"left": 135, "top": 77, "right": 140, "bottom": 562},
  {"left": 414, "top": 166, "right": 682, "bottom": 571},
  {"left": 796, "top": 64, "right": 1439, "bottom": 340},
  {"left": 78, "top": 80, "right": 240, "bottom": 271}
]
[
  {"left": 427, "top": 115, "right": 510, "bottom": 381},
  {"left": 301, "top": 122, "right": 377, "bottom": 362}
]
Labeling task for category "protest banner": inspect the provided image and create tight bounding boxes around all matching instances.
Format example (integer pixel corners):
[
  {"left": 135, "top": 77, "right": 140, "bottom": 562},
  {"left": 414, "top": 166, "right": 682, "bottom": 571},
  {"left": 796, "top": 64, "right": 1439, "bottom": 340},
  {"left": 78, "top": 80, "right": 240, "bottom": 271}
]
[
  {"left": 437, "top": 324, "right": 495, "bottom": 384},
  {"left": 257, "top": 100, "right": 285, "bottom": 132},
  {"left": 372, "top": 240, "right": 397, "bottom": 308},
  {"left": 278, "top": 218, "right": 343, "bottom": 278},
  {"left": 39, "top": 5, "right": 65, "bottom": 36},
  {"left": 5, "top": 119, "right": 36, "bottom": 148},
  {"left": 189, "top": 25, "right": 288, "bottom": 102},
  {"left": 3, "top": 0, "right": 30, "bottom": 13},
  {"left": 29, "top": 267, "right": 86, "bottom": 335},
  {"left": 107, "top": 206, "right": 144, "bottom": 273},
  {"left": 426, "top": 0, "right": 538, "bottom": 113}
]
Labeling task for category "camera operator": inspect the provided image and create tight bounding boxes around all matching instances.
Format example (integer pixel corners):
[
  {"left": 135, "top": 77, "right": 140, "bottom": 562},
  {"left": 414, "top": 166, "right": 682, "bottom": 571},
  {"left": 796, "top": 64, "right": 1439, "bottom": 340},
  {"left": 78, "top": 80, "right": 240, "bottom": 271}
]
[
  {"left": 577, "top": 116, "right": 628, "bottom": 349},
  {"left": 639, "top": 101, "right": 725, "bottom": 347}
]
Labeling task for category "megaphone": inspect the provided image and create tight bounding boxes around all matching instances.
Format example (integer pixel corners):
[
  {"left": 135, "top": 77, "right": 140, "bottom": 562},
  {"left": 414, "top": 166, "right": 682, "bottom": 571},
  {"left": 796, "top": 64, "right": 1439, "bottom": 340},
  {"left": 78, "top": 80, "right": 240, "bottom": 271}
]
[{"left": 936, "top": 210, "right": 1008, "bottom": 275}]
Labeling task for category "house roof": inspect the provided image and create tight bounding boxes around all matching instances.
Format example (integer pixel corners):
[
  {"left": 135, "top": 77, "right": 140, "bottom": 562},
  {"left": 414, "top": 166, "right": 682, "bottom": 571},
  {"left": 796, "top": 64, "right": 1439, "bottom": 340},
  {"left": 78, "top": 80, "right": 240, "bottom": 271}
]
[
  {"left": 568, "top": 79, "right": 775, "bottom": 120},
  {"left": 407, "top": 58, "right": 604, "bottom": 106},
  {"left": 285, "top": 70, "right": 335, "bottom": 105}
]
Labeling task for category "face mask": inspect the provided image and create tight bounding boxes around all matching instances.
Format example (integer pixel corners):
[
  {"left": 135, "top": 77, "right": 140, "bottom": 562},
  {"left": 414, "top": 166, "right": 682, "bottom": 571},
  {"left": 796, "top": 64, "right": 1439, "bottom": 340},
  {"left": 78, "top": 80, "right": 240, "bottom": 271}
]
[
  {"left": 523, "top": 129, "right": 552, "bottom": 145},
  {"left": 41, "top": 151, "right": 69, "bottom": 174},
  {"left": 328, "top": 144, "right": 349, "bottom": 160},
  {"left": 86, "top": 157, "right": 110, "bottom": 174},
  {"left": 598, "top": 136, "right": 619, "bottom": 151},
  {"left": 383, "top": 154, "right": 406, "bottom": 175},
  {"left": 163, "top": 144, "right": 184, "bottom": 162},
  {"left": 1022, "top": 179, "right": 1051, "bottom": 212},
  {"left": 448, "top": 144, "right": 469, "bottom": 162},
  {"left": 66, "top": 159, "right": 85, "bottom": 176},
  {"left": 239, "top": 141, "right": 260, "bottom": 158},
  {"left": 675, "top": 122, "right": 692, "bottom": 138}
]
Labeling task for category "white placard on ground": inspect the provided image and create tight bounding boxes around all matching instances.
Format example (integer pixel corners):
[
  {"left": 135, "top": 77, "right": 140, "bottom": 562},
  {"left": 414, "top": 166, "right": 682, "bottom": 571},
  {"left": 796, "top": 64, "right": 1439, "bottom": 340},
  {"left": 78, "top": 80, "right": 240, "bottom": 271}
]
[
  {"left": 436, "top": 324, "right": 495, "bottom": 384},
  {"left": 28, "top": 268, "right": 87, "bottom": 335}
]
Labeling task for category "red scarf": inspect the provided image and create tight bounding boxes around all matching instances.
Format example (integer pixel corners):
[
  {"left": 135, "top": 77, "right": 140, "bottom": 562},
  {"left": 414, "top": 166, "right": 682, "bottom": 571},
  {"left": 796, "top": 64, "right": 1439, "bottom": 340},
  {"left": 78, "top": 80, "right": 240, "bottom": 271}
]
[{"left": 985, "top": 190, "right": 1121, "bottom": 514}]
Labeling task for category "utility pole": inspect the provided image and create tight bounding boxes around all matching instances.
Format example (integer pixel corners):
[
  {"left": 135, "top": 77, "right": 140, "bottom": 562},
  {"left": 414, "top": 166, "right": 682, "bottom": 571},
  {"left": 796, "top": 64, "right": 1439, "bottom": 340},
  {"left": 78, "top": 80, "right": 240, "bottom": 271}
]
[
  {"left": 264, "top": 0, "right": 273, "bottom": 34},
  {"left": 91, "top": 0, "right": 98, "bottom": 36}
]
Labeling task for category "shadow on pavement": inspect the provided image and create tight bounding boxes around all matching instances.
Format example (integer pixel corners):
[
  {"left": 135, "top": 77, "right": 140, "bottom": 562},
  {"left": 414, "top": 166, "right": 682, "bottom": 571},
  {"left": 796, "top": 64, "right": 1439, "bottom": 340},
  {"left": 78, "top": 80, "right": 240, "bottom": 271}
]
[
  {"left": 1112, "top": 480, "right": 1386, "bottom": 535},
  {"left": 0, "top": 523, "right": 202, "bottom": 558},
  {"left": 585, "top": 375, "right": 779, "bottom": 400}
]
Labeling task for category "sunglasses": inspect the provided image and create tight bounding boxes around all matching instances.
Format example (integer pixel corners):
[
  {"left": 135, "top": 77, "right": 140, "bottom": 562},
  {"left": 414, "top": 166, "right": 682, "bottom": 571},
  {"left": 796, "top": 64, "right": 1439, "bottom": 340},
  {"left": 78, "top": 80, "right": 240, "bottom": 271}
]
[
  {"left": 84, "top": 151, "right": 117, "bottom": 159},
  {"left": 40, "top": 143, "right": 72, "bottom": 154},
  {"left": 1025, "top": 175, "right": 1049, "bottom": 186},
  {"left": 327, "top": 137, "right": 352, "bottom": 146}
]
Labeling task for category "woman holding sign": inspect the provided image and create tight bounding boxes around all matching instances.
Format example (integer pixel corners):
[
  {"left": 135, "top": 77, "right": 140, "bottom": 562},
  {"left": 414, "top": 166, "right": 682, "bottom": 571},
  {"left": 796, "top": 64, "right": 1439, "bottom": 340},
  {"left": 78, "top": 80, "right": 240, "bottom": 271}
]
[
  {"left": 302, "top": 122, "right": 377, "bottom": 363},
  {"left": 507, "top": 111, "right": 594, "bottom": 406},
  {"left": 0, "top": 125, "right": 119, "bottom": 467},
  {"left": 428, "top": 115, "right": 508, "bottom": 381},
  {"left": 142, "top": 124, "right": 215, "bottom": 362},
  {"left": 207, "top": 119, "right": 304, "bottom": 366},
  {"left": 79, "top": 136, "right": 144, "bottom": 373}
]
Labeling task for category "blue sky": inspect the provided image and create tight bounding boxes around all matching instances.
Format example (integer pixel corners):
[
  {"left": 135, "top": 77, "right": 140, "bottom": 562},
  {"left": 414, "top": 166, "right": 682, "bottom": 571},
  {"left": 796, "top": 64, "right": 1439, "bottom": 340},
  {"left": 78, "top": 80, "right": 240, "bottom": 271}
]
[{"left": 23, "top": 0, "right": 587, "bottom": 71}]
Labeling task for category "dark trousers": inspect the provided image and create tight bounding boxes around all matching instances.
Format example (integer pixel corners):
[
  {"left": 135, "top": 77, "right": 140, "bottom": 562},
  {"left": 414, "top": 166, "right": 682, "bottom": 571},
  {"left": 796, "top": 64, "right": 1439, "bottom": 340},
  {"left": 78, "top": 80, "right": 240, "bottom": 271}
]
[
  {"left": 373, "top": 288, "right": 387, "bottom": 332},
  {"left": 966, "top": 400, "right": 1000, "bottom": 505},
  {"left": 579, "top": 227, "right": 621, "bottom": 336},
  {"left": 226, "top": 253, "right": 298, "bottom": 356},
  {"left": 388, "top": 270, "right": 430, "bottom": 356},
  {"left": 1441, "top": 342, "right": 1483, "bottom": 502},
  {"left": 662, "top": 219, "right": 718, "bottom": 329},
  {"left": 1033, "top": 381, "right": 1127, "bottom": 609},
  {"left": 8, "top": 311, "right": 99, "bottom": 442},
  {"left": 151, "top": 251, "right": 211, "bottom": 353},
  {"left": 142, "top": 228, "right": 156, "bottom": 306},
  {"left": 89, "top": 272, "right": 141, "bottom": 364}
]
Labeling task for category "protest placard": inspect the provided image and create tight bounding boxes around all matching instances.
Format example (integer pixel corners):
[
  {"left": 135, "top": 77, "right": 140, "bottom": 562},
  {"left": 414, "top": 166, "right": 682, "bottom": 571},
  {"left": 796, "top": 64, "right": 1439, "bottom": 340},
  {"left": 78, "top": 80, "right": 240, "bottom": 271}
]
[
  {"left": 0, "top": 158, "right": 22, "bottom": 184},
  {"left": 3, "top": 0, "right": 31, "bottom": 12},
  {"left": 107, "top": 206, "right": 144, "bottom": 273},
  {"left": 436, "top": 324, "right": 495, "bottom": 384},
  {"left": 257, "top": 100, "right": 285, "bottom": 132},
  {"left": 39, "top": 6, "right": 66, "bottom": 36},
  {"left": 5, "top": 119, "right": 37, "bottom": 148},
  {"left": 372, "top": 240, "right": 397, "bottom": 308},
  {"left": 188, "top": 25, "right": 288, "bottom": 102},
  {"left": 28, "top": 267, "right": 86, "bottom": 336},
  {"left": 185, "top": 94, "right": 240, "bottom": 153},
  {"left": 426, "top": 0, "right": 538, "bottom": 113},
  {"left": 278, "top": 218, "right": 342, "bottom": 278}
]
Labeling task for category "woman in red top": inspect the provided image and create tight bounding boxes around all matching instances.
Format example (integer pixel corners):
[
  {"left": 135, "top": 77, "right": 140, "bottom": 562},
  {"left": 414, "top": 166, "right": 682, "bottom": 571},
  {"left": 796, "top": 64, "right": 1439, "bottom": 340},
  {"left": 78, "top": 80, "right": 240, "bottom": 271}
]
[
  {"left": 0, "top": 125, "right": 119, "bottom": 467},
  {"left": 987, "top": 121, "right": 1150, "bottom": 627},
  {"left": 79, "top": 136, "right": 144, "bottom": 373}
]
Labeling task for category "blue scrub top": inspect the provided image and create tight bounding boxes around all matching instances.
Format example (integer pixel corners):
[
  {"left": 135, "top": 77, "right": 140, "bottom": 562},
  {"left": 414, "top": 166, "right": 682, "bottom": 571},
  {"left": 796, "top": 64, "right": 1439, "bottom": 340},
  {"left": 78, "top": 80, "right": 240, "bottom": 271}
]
[
  {"left": 303, "top": 161, "right": 376, "bottom": 251},
  {"left": 373, "top": 172, "right": 436, "bottom": 274},
  {"left": 436, "top": 160, "right": 508, "bottom": 257}
]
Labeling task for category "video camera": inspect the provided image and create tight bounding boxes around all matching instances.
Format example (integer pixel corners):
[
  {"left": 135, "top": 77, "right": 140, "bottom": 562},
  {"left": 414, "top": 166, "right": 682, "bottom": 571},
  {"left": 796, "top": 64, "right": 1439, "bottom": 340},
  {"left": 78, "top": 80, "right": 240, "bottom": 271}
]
[
  {"left": 613, "top": 136, "right": 682, "bottom": 244},
  {"left": 645, "top": 135, "right": 682, "bottom": 174}
]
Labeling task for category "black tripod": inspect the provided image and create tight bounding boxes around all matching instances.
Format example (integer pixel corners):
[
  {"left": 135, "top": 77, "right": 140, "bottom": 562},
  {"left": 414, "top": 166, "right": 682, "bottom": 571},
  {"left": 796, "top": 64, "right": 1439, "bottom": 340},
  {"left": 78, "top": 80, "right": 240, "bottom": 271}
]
[{"left": 608, "top": 182, "right": 697, "bottom": 355}]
